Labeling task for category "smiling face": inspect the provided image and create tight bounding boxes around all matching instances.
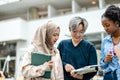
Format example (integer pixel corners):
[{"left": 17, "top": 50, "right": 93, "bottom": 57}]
[
  {"left": 102, "top": 17, "right": 118, "bottom": 35},
  {"left": 70, "top": 24, "right": 85, "bottom": 43},
  {"left": 50, "top": 27, "right": 60, "bottom": 45}
]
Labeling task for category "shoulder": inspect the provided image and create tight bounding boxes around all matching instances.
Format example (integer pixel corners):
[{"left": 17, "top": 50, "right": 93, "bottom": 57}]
[
  {"left": 102, "top": 35, "right": 111, "bottom": 43},
  {"left": 59, "top": 39, "right": 71, "bottom": 44},
  {"left": 24, "top": 45, "right": 36, "bottom": 56},
  {"left": 82, "top": 39, "right": 94, "bottom": 46},
  {"left": 103, "top": 35, "right": 111, "bottom": 40},
  {"left": 81, "top": 39, "right": 96, "bottom": 51},
  {"left": 57, "top": 39, "right": 71, "bottom": 50}
]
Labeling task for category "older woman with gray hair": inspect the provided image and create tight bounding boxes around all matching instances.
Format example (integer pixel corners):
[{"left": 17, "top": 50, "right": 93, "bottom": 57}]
[{"left": 57, "top": 16, "right": 98, "bottom": 80}]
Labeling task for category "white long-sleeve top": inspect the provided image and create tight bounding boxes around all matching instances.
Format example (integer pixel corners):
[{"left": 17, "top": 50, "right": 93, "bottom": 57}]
[{"left": 21, "top": 45, "right": 64, "bottom": 80}]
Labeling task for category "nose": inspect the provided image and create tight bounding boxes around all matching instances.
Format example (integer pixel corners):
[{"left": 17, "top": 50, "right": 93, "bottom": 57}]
[
  {"left": 104, "top": 27, "right": 108, "bottom": 31},
  {"left": 105, "top": 28, "right": 108, "bottom": 32},
  {"left": 76, "top": 33, "right": 80, "bottom": 36}
]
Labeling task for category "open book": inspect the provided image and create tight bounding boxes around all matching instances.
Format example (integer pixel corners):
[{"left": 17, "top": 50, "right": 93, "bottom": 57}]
[
  {"left": 31, "top": 52, "right": 52, "bottom": 78},
  {"left": 73, "top": 65, "right": 99, "bottom": 74}
]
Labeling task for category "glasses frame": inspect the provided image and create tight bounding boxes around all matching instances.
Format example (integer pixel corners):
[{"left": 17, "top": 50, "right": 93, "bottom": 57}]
[{"left": 71, "top": 30, "right": 85, "bottom": 35}]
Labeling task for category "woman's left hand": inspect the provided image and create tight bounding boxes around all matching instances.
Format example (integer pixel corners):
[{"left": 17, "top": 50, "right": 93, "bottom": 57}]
[
  {"left": 48, "top": 60, "right": 53, "bottom": 70},
  {"left": 70, "top": 70, "right": 83, "bottom": 79}
]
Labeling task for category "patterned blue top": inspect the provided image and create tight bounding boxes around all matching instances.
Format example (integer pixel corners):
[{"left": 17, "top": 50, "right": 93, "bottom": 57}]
[{"left": 100, "top": 35, "right": 120, "bottom": 80}]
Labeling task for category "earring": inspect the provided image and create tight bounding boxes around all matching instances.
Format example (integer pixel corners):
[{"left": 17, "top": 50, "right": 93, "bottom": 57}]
[{"left": 116, "top": 24, "right": 119, "bottom": 27}]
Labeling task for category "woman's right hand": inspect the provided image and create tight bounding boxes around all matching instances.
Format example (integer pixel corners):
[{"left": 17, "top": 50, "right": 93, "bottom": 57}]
[
  {"left": 65, "top": 64, "right": 74, "bottom": 72},
  {"left": 104, "top": 54, "right": 113, "bottom": 62}
]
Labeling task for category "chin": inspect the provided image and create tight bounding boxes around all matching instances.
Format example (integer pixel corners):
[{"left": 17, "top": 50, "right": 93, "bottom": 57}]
[
  {"left": 107, "top": 32, "right": 111, "bottom": 35},
  {"left": 75, "top": 39, "right": 81, "bottom": 42},
  {"left": 52, "top": 42, "right": 56, "bottom": 45}
]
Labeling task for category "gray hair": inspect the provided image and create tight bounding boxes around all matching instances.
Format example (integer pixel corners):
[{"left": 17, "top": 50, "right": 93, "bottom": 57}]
[{"left": 69, "top": 16, "right": 88, "bottom": 32}]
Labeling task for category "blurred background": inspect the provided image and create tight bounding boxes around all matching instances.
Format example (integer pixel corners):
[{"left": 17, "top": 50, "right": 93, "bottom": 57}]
[{"left": 0, "top": 0, "right": 120, "bottom": 80}]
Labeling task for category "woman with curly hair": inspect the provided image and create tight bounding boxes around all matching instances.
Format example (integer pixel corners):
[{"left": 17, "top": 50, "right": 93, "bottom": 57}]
[{"left": 100, "top": 5, "right": 120, "bottom": 80}]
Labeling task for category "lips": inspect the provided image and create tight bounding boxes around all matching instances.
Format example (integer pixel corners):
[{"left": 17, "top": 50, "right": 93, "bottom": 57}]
[
  {"left": 75, "top": 36, "right": 80, "bottom": 39},
  {"left": 106, "top": 30, "right": 110, "bottom": 33},
  {"left": 106, "top": 31, "right": 110, "bottom": 34},
  {"left": 54, "top": 41, "right": 56, "bottom": 43}
]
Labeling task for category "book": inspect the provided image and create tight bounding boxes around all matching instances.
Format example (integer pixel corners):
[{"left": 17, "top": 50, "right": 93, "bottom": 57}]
[
  {"left": 73, "top": 65, "right": 99, "bottom": 75},
  {"left": 31, "top": 52, "right": 52, "bottom": 78}
]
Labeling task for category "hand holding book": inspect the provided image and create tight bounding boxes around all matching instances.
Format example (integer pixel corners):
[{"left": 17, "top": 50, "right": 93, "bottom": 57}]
[
  {"left": 70, "top": 71, "right": 83, "bottom": 79},
  {"left": 31, "top": 52, "right": 52, "bottom": 78},
  {"left": 72, "top": 65, "right": 99, "bottom": 75},
  {"left": 47, "top": 60, "right": 53, "bottom": 70},
  {"left": 64, "top": 63, "right": 83, "bottom": 79}
]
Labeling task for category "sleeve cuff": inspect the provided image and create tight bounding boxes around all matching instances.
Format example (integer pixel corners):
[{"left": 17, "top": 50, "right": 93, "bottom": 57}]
[
  {"left": 101, "top": 59, "right": 106, "bottom": 65},
  {"left": 100, "top": 59, "right": 108, "bottom": 68}
]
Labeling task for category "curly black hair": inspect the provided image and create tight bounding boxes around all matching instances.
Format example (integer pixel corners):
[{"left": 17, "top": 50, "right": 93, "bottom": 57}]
[{"left": 102, "top": 5, "right": 120, "bottom": 27}]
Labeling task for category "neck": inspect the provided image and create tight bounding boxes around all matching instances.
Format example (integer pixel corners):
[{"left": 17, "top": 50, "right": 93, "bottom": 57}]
[
  {"left": 112, "top": 28, "right": 120, "bottom": 38},
  {"left": 72, "top": 39, "right": 82, "bottom": 46},
  {"left": 111, "top": 29, "right": 120, "bottom": 45},
  {"left": 45, "top": 42, "right": 53, "bottom": 50}
]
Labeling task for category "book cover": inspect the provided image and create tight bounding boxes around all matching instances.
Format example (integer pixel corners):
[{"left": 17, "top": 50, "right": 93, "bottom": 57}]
[
  {"left": 31, "top": 52, "right": 52, "bottom": 78},
  {"left": 73, "top": 65, "right": 99, "bottom": 74}
]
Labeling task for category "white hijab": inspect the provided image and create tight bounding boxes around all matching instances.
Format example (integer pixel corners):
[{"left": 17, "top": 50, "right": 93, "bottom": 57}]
[{"left": 32, "top": 21, "right": 59, "bottom": 54}]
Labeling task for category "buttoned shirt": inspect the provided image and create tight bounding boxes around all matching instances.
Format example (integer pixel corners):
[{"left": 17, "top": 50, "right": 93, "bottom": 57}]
[{"left": 100, "top": 35, "right": 120, "bottom": 80}]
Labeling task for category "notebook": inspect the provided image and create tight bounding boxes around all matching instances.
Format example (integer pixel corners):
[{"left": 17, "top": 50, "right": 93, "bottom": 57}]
[{"left": 31, "top": 52, "right": 52, "bottom": 78}]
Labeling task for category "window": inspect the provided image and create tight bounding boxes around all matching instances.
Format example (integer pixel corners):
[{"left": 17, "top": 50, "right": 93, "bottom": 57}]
[{"left": 0, "top": 42, "right": 16, "bottom": 78}]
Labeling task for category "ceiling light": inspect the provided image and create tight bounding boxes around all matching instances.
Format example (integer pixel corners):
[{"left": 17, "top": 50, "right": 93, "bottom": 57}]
[{"left": 91, "top": 1, "right": 96, "bottom": 5}]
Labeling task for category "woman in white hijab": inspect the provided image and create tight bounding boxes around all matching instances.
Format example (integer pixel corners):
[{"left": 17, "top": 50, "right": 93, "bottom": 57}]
[{"left": 21, "top": 21, "right": 64, "bottom": 80}]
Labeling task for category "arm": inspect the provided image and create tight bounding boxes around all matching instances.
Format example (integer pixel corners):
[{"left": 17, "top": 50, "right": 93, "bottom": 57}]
[
  {"left": 55, "top": 51, "right": 64, "bottom": 80},
  {"left": 57, "top": 41, "right": 67, "bottom": 70},
  {"left": 83, "top": 45, "right": 98, "bottom": 80},
  {"left": 21, "top": 63, "right": 49, "bottom": 78},
  {"left": 57, "top": 41, "right": 72, "bottom": 74},
  {"left": 21, "top": 46, "right": 50, "bottom": 79},
  {"left": 100, "top": 41, "right": 109, "bottom": 69}
]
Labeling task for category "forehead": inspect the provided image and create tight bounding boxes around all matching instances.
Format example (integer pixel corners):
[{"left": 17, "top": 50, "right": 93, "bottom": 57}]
[
  {"left": 54, "top": 27, "right": 60, "bottom": 33},
  {"left": 75, "top": 24, "right": 84, "bottom": 31},
  {"left": 102, "top": 17, "right": 114, "bottom": 24}
]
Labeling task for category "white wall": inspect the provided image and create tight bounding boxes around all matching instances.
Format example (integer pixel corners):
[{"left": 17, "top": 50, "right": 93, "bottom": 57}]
[
  {"left": 0, "top": 9, "right": 105, "bottom": 43},
  {"left": 0, "top": 18, "right": 27, "bottom": 42}
]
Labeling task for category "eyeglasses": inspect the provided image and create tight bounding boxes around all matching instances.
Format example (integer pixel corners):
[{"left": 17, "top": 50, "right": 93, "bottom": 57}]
[{"left": 72, "top": 30, "right": 85, "bottom": 35}]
